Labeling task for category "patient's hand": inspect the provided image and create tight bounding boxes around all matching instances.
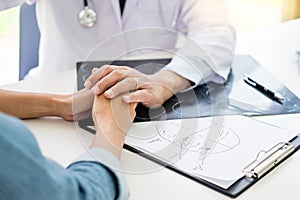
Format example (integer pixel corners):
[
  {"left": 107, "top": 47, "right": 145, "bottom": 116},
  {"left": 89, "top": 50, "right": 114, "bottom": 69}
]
[
  {"left": 61, "top": 89, "right": 94, "bottom": 121},
  {"left": 91, "top": 94, "right": 136, "bottom": 158}
]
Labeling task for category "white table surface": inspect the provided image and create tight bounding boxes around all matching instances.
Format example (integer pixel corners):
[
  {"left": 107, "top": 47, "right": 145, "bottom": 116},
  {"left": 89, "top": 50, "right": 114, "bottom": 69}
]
[{"left": 2, "top": 19, "right": 300, "bottom": 200}]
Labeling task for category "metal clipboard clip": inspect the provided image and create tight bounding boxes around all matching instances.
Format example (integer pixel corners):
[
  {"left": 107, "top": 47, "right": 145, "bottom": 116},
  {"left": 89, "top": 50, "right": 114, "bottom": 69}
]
[{"left": 242, "top": 142, "right": 295, "bottom": 179}]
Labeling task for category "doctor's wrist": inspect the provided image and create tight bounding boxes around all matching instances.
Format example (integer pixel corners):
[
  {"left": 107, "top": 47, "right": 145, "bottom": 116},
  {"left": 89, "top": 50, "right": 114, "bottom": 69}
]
[{"left": 152, "top": 70, "right": 191, "bottom": 100}]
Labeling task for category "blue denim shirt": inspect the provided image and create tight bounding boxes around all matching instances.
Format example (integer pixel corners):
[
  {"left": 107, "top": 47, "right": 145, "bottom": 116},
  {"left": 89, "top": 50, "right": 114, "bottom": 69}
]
[{"left": 0, "top": 112, "right": 129, "bottom": 200}]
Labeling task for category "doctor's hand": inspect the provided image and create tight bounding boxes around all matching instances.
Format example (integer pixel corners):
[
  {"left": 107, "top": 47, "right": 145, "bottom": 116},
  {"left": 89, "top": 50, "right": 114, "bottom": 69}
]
[{"left": 84, "top": 65, "right": 191, "bottom": 108}]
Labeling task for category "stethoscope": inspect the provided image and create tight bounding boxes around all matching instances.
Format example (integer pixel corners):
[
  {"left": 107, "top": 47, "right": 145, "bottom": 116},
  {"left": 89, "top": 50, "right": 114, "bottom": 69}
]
[
  {"left": 78, "top": 0, "right": 181, "bottom": 29},
  {"left": 78, "top": 0, "right": 97, "bottom": 28}
]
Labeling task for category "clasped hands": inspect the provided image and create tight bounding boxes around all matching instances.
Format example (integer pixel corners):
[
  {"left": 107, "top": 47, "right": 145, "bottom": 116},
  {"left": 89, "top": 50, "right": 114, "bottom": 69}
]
[
  {"left": 70, "top": 64, "right": 190, "bottom": 125},
  {"left": 71, "top": 65, "right": 191, "bottom": 157}
]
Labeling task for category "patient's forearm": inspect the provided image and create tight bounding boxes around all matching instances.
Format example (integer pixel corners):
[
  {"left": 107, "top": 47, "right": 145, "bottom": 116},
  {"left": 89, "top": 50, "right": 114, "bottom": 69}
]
[
  {"left": 0, "top": 89, "right": 71, "bottom": 119},
  {"left": 91, "top": 117, "right": 126, "bottom": 159}
]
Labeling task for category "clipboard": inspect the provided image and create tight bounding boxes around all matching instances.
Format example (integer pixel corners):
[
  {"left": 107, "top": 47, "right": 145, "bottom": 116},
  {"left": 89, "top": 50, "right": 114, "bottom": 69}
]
[
  {"left": 125, "top": 119, "right": 300, "bottom": 198},
  {"left": 202, "top": 135, "right": 300, "bottom": 198},
  {"left": 76, "top": 56, "right": 300, "bottom": 198}
]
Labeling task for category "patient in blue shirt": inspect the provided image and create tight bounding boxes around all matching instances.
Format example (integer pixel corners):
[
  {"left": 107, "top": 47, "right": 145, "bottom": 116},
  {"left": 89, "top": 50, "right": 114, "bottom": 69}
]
[{"left": 0, "top": 94, "right": 136, "bottom": 200}]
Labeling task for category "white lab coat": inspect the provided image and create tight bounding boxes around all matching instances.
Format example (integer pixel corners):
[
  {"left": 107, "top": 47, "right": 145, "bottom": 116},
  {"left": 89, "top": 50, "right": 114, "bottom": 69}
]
[{"left": 0, "top": 0, "right": 236, "bottom": 86}]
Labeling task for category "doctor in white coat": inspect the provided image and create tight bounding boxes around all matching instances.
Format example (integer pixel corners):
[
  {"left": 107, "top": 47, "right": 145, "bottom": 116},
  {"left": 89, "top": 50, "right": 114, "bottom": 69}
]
[{"left": 1, "top": 0, "right": 236, "bottom": 107}]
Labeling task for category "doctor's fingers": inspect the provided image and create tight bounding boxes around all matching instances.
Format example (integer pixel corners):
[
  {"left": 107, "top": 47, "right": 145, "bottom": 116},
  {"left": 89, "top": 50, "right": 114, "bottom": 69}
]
[
  {"left": 84, "top": 65, "right": 131, "bottom": 89},
  {"left": 104, "top": 77, "right": 144, "bottom": 99},
  {"left": 91, "top": 69, "right": 133, "bottom": 95},
  {"left": 122, "top": 90, "right": 163, "bottom": 108}
]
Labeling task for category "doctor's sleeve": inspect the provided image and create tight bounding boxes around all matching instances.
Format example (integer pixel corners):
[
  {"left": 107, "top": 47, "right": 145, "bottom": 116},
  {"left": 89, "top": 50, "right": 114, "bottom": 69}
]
[
  {"left": 163, "top": 0, "right": 236, "bottom": 87},
  {"left": 0, "top": 0, "right": 36, "bottom": 10}
]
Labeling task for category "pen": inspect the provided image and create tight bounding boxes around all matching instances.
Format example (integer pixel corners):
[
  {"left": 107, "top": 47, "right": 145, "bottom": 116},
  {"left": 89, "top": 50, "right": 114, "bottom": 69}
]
[{"left": 243, "top": 74, "right": 284, "bottom": 104}]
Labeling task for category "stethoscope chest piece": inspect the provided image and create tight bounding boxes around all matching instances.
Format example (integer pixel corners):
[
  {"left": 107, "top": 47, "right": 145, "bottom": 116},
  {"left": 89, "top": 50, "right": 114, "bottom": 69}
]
[{"left": 78, "top": 7, "right": 97, "bottom": 28}]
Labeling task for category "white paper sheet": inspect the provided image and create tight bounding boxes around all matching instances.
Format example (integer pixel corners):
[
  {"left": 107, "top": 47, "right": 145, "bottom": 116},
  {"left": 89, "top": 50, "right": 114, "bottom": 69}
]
[{"left": 124, "top": 115, "right": 297, "bottom": 189}]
